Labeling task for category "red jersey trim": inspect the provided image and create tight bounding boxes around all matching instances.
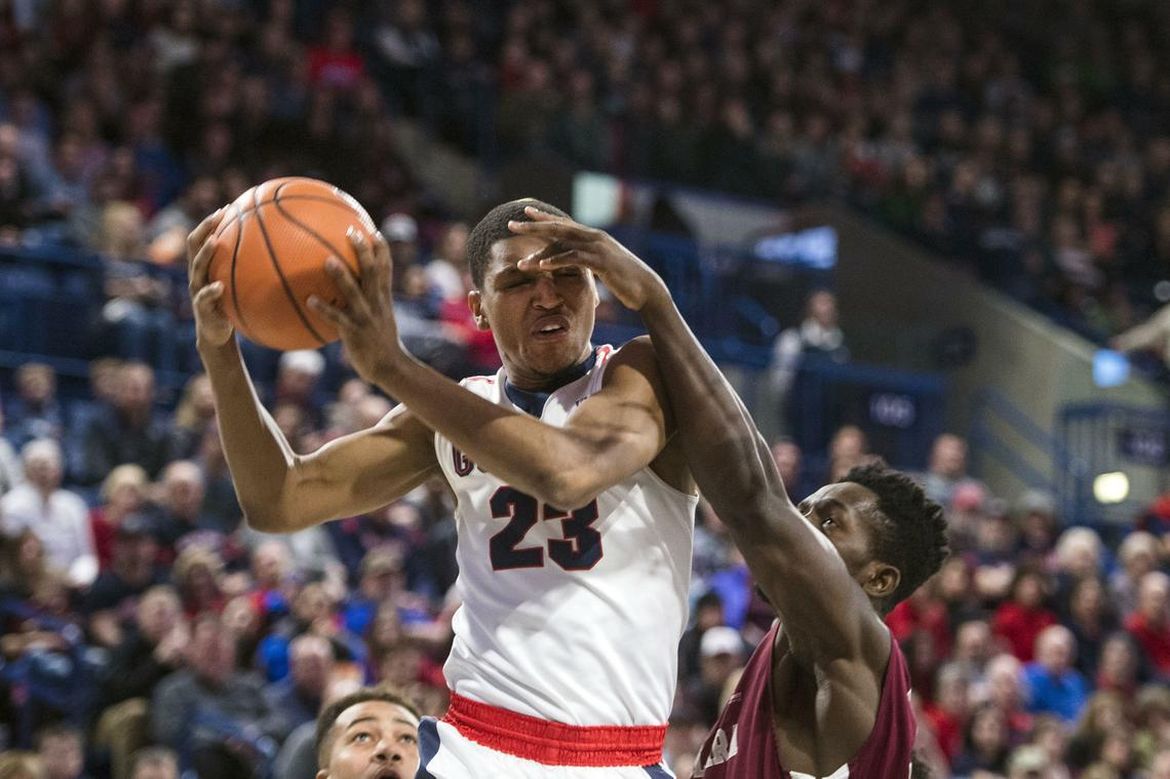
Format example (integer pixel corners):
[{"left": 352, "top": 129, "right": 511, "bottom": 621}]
[{"left": 441, "top": 691, "right": 667, "bottom": 767}]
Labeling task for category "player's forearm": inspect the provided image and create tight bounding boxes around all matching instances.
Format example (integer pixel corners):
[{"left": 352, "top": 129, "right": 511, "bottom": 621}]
[
  {"left": 641, "top": 297, "right": 790, "bottom": 523},
  {"left": 198, "top": 339, "right": 299, "bottom": 527},
  {"left": 372, "top": 352, "right": 608, "bottom": 507}
]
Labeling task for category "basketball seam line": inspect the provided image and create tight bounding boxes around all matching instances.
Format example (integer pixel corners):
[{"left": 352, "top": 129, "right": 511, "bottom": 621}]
[
  {"left": 253, "top": 185, "right": 327, "bottom": 347},
  {"left": 271, "top": 186, "right": 353, "bottom": 298},
  {"left": 229, "top": 204, "right": 248, "bottom": 333}
]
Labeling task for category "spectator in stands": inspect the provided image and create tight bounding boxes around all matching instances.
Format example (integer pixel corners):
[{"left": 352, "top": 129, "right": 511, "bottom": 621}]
[
  {"left": 145, "top": 176, "right": 220, "bottom": 267},
  {"left": 0, "top": 405, "right": 23, "bottom": 496},
  {"left": 79, "top": 362, "right": 170, "bottom": 484},
  {"left": 342, "top": 547, "right": 431, "bottom": 638},
  {"left": 312, "top": 687, "right": 421, "bottom": 779},
  {"left": 148, "top": 459, "right": 223, "bottom": 548},
  {"left": 1112, "top": 531, "right": 1162, "bottom": 616},
  {"left": 89, "top": 463, "right": 149, "bottom": 569},
  {"left": 0, "top": 438, "right": 96, "bottom": 586},
  {"left": 425, "top": 221, "right": 469, "bottom": 302},
  {"left": 307, "top": 9, "right": 366, "bottom": 92},
  {"left": 1066, "top": 692, "right": 1129, "bottom": 772},
  {"left": 825, "top": 424, "right": 870, "bottom": 482},
  {"left": 84, "top": 514, "right": 166, "bottom": 647},
  {"left": 260, "top": 581, "right": 364, "bottom": 683},
  {"left": 1064, "top": 576, "right": 1118, "bottom": 680},
  {"left": 166, "top": 373, "right": 216, "bottom": 460},
  {"left": 763, "top": 289, "right": 849, "bottom": 437},
  {"left": 1095, "top": 632, "right": 1144, "bottom": 698},
  {"left": 4, "top": 363, "right": 64, "bottom": 449},
  {"left": 923, "top": 662, "right": 972, "bottom": 764},
  {"left": 676, "top": 625, "right": 745, "bottom": 727},
  {"left": 770, "top": 437, "right": 811, "bottom": 502},
  {"left": 1015, "top": 489, "right": 1059, "bottom": 560},
  {"left": 952, "top": 703, "right": 1012, "bottom": 776},
  {"left": 273, "top": 350, "right": 327, "bottom": 430},
  {"left": 151, "top": 613, "right": 276, "bottom": 778},
  {"left": 994, "top": 566, "right": 1059, "bottom": 662},
  {"left": 921, "top": 433, "right": 983, "bottom": 509},
  {"left": 1024, "top": 625, "right": 1091, "bottom": 723},
  {"left": 1126, "top": 571, "right": 1170, "bottom": 679},
  {"left": 96, "top": 585, "right": 187, "bottom": 713},
  {"left": 172, "top": 545, "right": 226, "bottom": 618},
  {"left": 34, "top": 723, "right": 88, "bottom": 779},
  {"left": 262, "top": 634, "right": 336, "bottom": 743},
  {"left": 983, "top": 653, "right": 1034, "bottom": 741},
  {"left": 125, "top": 747, "right": 178, "bottom": 779},
  {"left": 97, "top": 203, "right": 175, "bottom": 370}
]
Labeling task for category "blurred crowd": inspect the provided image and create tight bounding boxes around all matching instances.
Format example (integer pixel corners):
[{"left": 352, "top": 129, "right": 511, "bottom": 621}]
[
  {"left": 3, "top": 0, "right": 1170, "bottom": 778},
  {"left": 1, "top": 353, "right": 1170, "bottom": 778},
  {"left": 3, "top": 0, "right": 1170, "bottom": 355}
]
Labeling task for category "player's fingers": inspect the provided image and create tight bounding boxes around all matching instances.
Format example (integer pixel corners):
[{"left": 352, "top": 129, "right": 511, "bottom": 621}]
[
  {"left": 188, "top": 232, "right": 220, "bottom": 294},
  {"left": 369, "top": 230, "right": 394, "bottom": 295},
  {"left": 522, "top": 206, "right": 572, "bottom": 223},
  {"left": 307, "top": 295, "right": 356, "bottom": 330},
  {"left": 187, "top": 207, "right": 225, "bottom": 259},
  {"left": 325, "top": 256, "right": 367, "bottom": 310},
  {"left": 516, "top": 249, "right": 585, "bottom": 273},
  {"left": 193, "top": 281, "right": 224, "bottom": 312},
  {"left": 347, "top": 228, "right": 380, "bottom": 291},
  {"left": 507, "top": 218, "right": 596, "bottom": 243}
]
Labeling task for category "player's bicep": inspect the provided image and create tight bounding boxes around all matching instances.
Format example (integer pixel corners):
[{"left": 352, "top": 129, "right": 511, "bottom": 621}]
[
  {"left": 566, "top": 340, "right": 670, "bottom": 473},
  {"left": 278, "top": 404, "right": 440, "bottom": 529}
]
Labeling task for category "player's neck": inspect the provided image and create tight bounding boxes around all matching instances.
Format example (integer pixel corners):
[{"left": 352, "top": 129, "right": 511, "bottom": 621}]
[{"left": 504, "top": 347, "right": 597, "bottom": 416}]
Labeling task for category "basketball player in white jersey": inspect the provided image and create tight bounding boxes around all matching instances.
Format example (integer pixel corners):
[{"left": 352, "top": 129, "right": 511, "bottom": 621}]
[{"left": 186, "top": 199, "right": 695, "bottom": 778}]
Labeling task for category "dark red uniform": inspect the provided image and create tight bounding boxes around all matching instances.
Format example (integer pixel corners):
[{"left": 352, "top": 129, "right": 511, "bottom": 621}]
[{"left": 693, "top": 623, "right": 914, "bottom": 778}]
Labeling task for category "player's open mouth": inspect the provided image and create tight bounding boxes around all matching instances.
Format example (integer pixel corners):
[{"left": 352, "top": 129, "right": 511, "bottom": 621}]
[
  {"left": 531, "top": 316, "right": 569, "bottom": 339},
  {"left": 372, "top": 768, "right": 401, "bottom": 779}
]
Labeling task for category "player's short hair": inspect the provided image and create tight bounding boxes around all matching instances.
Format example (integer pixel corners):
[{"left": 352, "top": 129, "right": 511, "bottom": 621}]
[
  {"left": 839, "top": 461, "right": 949, "bottom": 610},
  {"left": 466, "top": 198, "right": 570, "bottom": 289},
  {"left": 314, "top": 687, "right": 421, "bottom": 769}
]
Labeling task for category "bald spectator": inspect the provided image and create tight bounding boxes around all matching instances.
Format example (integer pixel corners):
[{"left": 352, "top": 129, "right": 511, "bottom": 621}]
[
  {"left": 79, "top": 362, "right": 170, "bottom": 484},
  {"left": 1126, "top": 571, "right": 1170, "bottom": 678},
  {"left": 1024, "top": 625, "right": 1091, "bottom": 723},
  {"left": 0, "top": 439, "right": 96, "bottom": 586},
  {"left": 1111, "top": 532, "right": 1161, "bottom": 616}
]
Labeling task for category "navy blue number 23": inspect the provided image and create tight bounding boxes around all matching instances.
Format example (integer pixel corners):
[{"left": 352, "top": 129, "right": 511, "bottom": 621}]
[{"left": 489, "top": 486, "right": 603, "bottom": 571}]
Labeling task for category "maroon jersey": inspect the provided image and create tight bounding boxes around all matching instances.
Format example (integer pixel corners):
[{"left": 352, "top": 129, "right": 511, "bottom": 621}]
[{"left": 693, "top": 622, "right": 914, "bottom": 778}]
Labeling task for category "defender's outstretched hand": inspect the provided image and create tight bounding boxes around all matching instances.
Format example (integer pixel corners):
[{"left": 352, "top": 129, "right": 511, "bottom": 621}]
[
  {"left": 186, "top": 208, "right": 232, "bottom": 350},
  {"left": 510, "top": 207, "right": 670, "bottom": 313},
  {"left": 307, "top": 229, "right": 406, "bottom": 384}
]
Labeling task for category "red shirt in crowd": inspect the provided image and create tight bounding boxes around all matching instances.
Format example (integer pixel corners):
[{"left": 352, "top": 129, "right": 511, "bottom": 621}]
[
  {"left": 1125, "top": 613, "right": 1170, "bottom": 673},
  {"left": 992, "top": 601, "right": 1058, "bottom": 662}
]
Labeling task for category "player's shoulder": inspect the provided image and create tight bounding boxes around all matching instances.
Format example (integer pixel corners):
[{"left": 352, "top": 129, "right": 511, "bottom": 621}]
[{"left": 606, "top": 335, "right": 659, "bottom": 374}]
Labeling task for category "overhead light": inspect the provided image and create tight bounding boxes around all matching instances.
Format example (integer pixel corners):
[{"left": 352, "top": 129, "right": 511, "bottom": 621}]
[{"left": 1093, "top": 472, "right": 1129, "bottom": 504}]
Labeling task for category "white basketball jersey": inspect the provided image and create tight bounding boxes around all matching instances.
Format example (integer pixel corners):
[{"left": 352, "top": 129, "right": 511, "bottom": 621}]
[{"left": 435, "top": 344, "right": 697, "bottom": 726}]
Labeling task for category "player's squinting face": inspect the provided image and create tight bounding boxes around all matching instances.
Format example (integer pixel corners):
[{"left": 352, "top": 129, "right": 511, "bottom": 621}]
[
  {"left": 796, "top": 481, "right": 882, "bottom": 580},
  {"left": 475, "top": 235, "right": 599, "bottom": 388},
  {"left": 322, "top": 701, "right": 420, "bottom": 779}
]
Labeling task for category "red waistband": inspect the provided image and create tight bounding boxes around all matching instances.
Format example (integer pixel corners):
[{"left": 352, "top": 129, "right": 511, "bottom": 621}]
[{"left": 441, "top": 691, "right": 667, "bottom": 767}]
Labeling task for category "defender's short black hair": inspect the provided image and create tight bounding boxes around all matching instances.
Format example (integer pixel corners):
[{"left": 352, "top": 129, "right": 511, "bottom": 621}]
[
  {"left": 839, "top": 461, "right": 949, "bottom": 609},
  {"left": 315, "top": 687, "right": 421, "bottom": 769},
  {"left": 466, "top": 198, "right": 570, "bottom": 289}
]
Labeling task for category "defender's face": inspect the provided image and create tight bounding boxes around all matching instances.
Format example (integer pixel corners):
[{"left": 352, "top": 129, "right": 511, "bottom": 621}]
[
  {"left": 796, "top": 482, "right": 883, "bottom": 581},
  {"left": 471, "top": 235, "right": 599, "bottom": 388},
  {"left": 320, "top": 701, "right": 420, "bottom": 779}
]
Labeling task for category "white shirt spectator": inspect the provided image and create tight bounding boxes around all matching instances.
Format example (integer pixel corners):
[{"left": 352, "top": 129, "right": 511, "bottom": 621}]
[{"left": 0, "top": 439, "right": 97, "bottom": 585}]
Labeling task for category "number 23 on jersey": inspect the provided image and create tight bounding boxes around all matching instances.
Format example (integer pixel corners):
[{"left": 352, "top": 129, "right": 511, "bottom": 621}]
[{"left": 489, "top": 486, "right": 603, "bottom": 572}]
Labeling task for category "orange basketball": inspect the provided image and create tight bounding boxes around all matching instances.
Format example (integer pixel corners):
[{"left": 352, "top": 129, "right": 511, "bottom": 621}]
[{"left": 207, "top": 177, "right": 378, "bottom": 351}]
